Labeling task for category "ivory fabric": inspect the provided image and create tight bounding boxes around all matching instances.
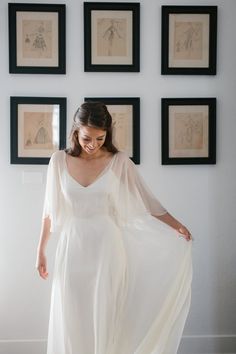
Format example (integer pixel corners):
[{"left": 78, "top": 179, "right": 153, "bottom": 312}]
[{"left": 43, "top": 150, "right": 192, "bottom": 354}]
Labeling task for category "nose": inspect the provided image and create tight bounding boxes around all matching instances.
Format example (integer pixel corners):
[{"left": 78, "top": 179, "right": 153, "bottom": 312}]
[{"left": 88, "top": 140, "right": 98, "bottom": 148}]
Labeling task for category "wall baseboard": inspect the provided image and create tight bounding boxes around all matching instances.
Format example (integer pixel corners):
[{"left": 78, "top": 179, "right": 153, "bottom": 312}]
[
  {"left": 0, "top": 339, "right": 46, "bottom": 354},
  {"left": 178, "top": 335, "right": 236, "bottom": 354},
  {"left": 0, "top": 335, "right": 235, "bottom": 354}
]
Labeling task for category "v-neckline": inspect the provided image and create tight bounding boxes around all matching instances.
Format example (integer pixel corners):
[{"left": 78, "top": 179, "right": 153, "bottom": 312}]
[{"left": 64, "top": 151, "right": 116, "bottom": 188}]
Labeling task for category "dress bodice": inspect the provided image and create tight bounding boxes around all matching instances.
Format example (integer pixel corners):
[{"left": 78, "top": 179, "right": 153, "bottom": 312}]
[
  {"left": 62, "top": 165, "right": 116, "bottom": 219},
  {"left": 42, "top": 150, "right": 167, "bottom": 233}
]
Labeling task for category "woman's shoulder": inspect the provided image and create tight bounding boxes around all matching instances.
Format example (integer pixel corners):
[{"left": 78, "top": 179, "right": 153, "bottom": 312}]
[
  {"left": 49, "top": 149, "right": 65, "bottom": 164},
  {"left": 115, "top": 151, "right": 129, "bottom": 159},
  {"left": 114, "top": 151, "right": 128, "bottom": 162},
  {"left": 114, "top": 151, "right": 134, "bottom": 167}
]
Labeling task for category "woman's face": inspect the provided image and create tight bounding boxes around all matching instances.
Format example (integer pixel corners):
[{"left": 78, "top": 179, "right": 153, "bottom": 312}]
[{"left": 77, "top": 125, "right": 107, "bottom": 156}]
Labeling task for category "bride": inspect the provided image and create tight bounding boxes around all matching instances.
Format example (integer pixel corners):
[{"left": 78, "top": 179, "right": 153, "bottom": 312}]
[{"left": 36, "top": 101, "right": 192, "bottom": 354}]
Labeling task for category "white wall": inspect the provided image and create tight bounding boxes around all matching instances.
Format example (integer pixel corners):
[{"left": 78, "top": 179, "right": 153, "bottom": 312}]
[{"left": 1, "top": 0, "right": 236, "bottom": 353}]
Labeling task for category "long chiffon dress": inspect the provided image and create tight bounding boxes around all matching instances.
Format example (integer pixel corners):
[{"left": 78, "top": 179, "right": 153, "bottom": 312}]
[{"left": 43, "top": 150, "right": 192, "bottom": 354}]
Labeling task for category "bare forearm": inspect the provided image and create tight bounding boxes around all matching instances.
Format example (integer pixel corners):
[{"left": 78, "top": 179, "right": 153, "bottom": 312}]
[
  {"left": 153, "top": 212, "right": 192, "bottom": 241},
  {"left": 36, "top": 217, "right": 51, "bottom": 279},
  {"left": 37, "top": 217, "right": 51, "bottom": 253},
  {"left": 154, "top": 212, "right": 182, "bottom": 231}
]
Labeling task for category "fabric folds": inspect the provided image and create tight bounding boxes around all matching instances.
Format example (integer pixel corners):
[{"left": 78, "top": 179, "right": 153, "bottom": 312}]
[{"left": 43, "top": 150, "right": 192, "bottom": 354}]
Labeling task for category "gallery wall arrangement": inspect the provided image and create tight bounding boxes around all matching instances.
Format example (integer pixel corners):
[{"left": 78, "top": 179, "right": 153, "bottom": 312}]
[{"left": 8, "top": 2, "right": 218, "bottom": 165}]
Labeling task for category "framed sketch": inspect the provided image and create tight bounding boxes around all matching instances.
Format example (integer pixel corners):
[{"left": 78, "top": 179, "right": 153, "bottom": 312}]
[
  {"left": 10, "top": 96, "right": 67, "bottom": 164},
  {"left": 161, "top": 6, "right": 217, "bottom": 75},
  {"left": 85, "top": 97, "right": 140, "bottom": 163},
  {"left": 9, "top": 3, "right": 66, "bottom": 74},
  {"left": 161, "top": 98, "right": 216, "bottom": 164},
  {"left": 84, "top": 2, "right": 140, "bottom": 72}
]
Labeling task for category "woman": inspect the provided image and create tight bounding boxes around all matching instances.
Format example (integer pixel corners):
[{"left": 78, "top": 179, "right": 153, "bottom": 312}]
[{"left": 36, "top": 102, "right": 192, "bottom": 354}]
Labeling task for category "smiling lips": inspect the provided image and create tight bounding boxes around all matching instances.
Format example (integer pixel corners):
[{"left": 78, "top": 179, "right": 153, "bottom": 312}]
[{"left": 86, "top": 146, "right": 97, "bottom": 153}]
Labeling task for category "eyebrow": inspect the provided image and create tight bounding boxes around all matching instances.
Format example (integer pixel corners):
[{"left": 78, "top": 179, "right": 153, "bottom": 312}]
[{"left": 82, "top": 134, "right": 106, "bottom": 138}]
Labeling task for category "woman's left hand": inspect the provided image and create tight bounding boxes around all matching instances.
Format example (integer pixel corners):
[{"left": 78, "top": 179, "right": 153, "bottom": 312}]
[{"left": 177, "top": 225, "right": 193, "bottom": 242}]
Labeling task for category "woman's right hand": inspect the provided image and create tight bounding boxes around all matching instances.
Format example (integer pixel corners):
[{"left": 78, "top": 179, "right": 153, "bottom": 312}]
[{"left": 36, "top": 251, "right": 48, "bottom": 280}]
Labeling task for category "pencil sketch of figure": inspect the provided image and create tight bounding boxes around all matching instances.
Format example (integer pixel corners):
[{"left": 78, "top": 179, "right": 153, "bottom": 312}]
[
  {"left": 33, "top": 33, "right": 47, "bottom": 51},
  {"left": 103, "top": 19, "right": 123, "bottom": 56},
  {"left": 97, "top": 18, "right": 126, "bottom": 57},
  {"left": 111, "top": 119, "right": 118, "bottom": 147},
  {"left": 22, "top": 20, "right": 52, "bottom": 59},
  {"left": 34, "top": 124, "right": 51, "bottom": 144},
  {"left": 174, "top": 21, "right": 203, "bottom": 60},
  {"left": 174, "top": 113, "right": 204, "bottom": 150},
  {"left": 111, "top": 112, "right": 127, "bottom": 151},
  {"left": 24, "top": 112, "right": 53, "bottom": 150},
  {"left": 109, "top": 107, "right": 133, "bottom": 156},
  {"left": 25, "top": 133, "right": 32, "bottom": 146},
  {"left": 25, "top": 34, "right": 30, "bottom": 44},
  {"left": 110, "top": 113, "right": 124, "bottom": 150}
]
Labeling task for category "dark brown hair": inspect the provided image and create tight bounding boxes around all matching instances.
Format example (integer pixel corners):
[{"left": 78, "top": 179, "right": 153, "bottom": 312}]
[{"left": 66, "top": 102, "right": 118, "bottom": 156}]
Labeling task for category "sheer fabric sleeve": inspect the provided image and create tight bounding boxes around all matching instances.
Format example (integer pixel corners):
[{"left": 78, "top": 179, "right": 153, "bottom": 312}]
[
  {"left": 42, "top": 151, "right": 63, "bottom": 233},
  {"left": 112, "top": 152, "right": 167, "bottom": 220}
]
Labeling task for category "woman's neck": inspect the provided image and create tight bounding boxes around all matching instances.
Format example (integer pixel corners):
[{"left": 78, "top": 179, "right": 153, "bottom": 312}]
[{"left": 79, "top": 149, "right": 108, "bottom": 160}]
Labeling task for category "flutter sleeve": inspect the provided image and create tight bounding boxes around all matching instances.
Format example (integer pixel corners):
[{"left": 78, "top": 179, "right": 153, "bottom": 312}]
[
  {"left": 126, "top": 156, "right": 167, "bottom": 216},
  {"left": 42, "top": 151, "right": 63, "bottom": 233},
  {"left": 110, "top": 153, "right": 192, "bottom": 354},
  {"left": 112, "top": 152, "right": 167, "bottom": 220},
  {"left": 110, "top": 153, "right": 192, "bottom": 353}
]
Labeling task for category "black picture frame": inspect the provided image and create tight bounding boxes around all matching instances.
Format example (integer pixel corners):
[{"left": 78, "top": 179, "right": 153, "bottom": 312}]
[
  {"left": 9, "top": 3, "right": 66, "bottom": 74},
  {"left": 84, "top": 2, "right": 140, "bottom": 72},
  {"left": 84, "top": 97, "right": 140, "bottom": 164},
  {"left": 10, "top": 96, "right": 67, "bottom": 164},
  {"left": 161, "top": 98, "right": 216, "bottom": 165},
  {"left": 161, "top": 6, "right": 217, "bottom": 75}
]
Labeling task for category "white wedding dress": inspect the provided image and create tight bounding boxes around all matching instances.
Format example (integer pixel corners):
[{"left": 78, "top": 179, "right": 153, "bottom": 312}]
[{"left": 43, "top": 150, "right": 192, "bottom": 354}]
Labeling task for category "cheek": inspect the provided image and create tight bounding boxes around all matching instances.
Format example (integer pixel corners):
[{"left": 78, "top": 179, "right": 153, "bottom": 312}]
[
  {"left": 78, "top": 138, "right": 89, "bottom": 148},
  {"left": 78, "top": 138, "right": 84, "bottom": 146}
]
